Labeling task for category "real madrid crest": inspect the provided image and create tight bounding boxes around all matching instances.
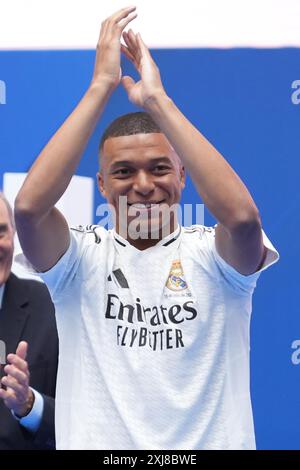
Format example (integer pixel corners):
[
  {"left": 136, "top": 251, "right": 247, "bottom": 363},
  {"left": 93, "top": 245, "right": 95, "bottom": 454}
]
[{"left": 166, "top": 259, "right": 188, "bottom": 292}]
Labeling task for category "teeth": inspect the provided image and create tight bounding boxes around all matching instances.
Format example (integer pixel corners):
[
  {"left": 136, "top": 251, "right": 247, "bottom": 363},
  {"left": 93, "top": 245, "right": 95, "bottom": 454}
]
[{"left": 131, "top": 203, "right": 157, "bottom": 208}]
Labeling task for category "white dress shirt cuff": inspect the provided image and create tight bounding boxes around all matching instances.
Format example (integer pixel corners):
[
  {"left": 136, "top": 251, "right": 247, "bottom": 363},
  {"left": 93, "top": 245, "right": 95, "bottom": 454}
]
[{"left": 12, "top": 387, "right": 44, "bottom": 433}]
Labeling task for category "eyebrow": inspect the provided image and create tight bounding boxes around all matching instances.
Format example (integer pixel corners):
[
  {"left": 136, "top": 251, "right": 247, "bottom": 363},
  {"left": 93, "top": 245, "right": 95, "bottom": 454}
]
[{"left": 109, "top": 156, "right": 172, "bottom": 171}]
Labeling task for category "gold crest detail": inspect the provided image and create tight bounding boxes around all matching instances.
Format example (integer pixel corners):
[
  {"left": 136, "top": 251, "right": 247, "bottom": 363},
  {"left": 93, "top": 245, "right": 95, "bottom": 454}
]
[{"left": 166, "top": 259, "right": 188, "bottom": 291}]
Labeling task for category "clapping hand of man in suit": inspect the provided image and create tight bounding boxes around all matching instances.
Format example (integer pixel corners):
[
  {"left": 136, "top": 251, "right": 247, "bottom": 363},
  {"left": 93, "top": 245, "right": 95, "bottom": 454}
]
[{"left": 0, "top": 341, "right": 34, "bottom": 418}]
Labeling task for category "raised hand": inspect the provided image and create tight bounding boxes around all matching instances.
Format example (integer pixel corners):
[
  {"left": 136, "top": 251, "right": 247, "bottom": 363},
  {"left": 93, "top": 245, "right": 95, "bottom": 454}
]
[
  {"left": 0, "top": 341, "right": 34, "bottom": 418},
  {"left": 92, "top": 6, "right": 137, "bottom": 90},
  {"left": 121, "top": 30, "right": 166, "bottom": 108}
]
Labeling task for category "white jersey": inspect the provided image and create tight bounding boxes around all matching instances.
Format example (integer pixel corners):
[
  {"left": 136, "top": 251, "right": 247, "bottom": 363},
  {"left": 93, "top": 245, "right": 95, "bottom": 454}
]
[{"left": 27, "top": 225, "right": 278, "bottom": 449}]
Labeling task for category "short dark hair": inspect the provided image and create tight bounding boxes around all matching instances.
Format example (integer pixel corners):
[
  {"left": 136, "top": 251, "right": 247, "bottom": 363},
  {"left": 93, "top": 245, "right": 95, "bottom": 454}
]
[{"left": 99, "top": 112, "right": 161, "bottom": 152}]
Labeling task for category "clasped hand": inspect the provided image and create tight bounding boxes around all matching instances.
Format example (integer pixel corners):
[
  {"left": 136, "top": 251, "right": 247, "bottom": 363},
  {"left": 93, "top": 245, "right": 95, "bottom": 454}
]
[
  {"left": 0, "top": 341, "right": 34, "bottom": 418},
  {"left": 91, "top": 6, "right": 165, "bottom": 108}
]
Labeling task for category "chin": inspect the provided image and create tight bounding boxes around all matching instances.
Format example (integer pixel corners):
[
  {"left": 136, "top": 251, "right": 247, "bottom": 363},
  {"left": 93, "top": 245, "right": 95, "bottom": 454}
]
[
  {"left": 127, "top": 216, "right": 172, "bottom": 241},
  {"left": 0, "top": 272, "right": 9, "bottom": 286}
]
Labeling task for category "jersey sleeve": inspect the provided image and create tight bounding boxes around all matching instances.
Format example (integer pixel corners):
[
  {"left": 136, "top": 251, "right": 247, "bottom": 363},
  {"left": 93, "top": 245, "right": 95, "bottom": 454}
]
[
  {"left": 39, "top": 227, "right": 88, "bottom": 299},
  {"left": 15, "top": 225, "right": 99, "bottom": 301},
  {"left": 203, "top": 225, "right": 279, "bottom": 295}
]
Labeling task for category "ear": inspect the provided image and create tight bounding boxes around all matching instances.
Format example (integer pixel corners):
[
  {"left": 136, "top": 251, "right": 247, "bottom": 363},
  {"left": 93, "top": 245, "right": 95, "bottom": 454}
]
[
  {"left": 180, "top": 165, "right": 186, "bottom": 190},
  {"left": 97, "top": 171, "right": 106, "bottom": 197}
]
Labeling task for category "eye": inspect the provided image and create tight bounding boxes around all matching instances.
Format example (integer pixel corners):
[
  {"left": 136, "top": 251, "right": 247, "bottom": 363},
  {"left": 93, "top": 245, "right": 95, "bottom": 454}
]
[
  {"left": 0, "top": 230, "right": 7, "bottom": 239},
  {"left": 113, "top": 168, "right": 132, "bottom": 177},
  {"left": 153, "top": 164, "right": 170, "bottom": 173},
  {"left": 0, "top": 224, "right": 8, "bottom": 235}
]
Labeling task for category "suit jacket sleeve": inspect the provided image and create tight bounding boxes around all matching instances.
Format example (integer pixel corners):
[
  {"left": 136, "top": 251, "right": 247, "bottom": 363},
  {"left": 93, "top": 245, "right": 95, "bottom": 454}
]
[
  {"left": 32, "top": 394, "right": 55, "bottom": 449},
  {"left": 0, "top": 274, "right": 58, "bottom": 450}
]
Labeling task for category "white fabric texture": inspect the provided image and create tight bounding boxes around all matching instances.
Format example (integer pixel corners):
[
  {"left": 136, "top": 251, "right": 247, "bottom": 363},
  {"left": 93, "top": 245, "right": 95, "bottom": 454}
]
[{"left": 19, "top": 224, "right": 279, "bottom": 450}]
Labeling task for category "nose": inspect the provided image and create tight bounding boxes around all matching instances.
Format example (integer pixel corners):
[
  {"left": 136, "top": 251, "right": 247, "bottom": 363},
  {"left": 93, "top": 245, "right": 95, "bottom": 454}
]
[{"left": 132, "top": 171, "right": 155, "bottom": 195}]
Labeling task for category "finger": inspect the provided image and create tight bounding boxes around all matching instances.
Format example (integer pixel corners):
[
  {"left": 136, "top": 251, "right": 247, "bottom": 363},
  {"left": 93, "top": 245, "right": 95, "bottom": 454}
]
[
  {"left": 0, "top": 386, "right": 15, "bottom": 402},
  {"left": 124, "top": 30, "right": 141, "bottom": 65},
  {"left": 136, "top": 32, "right": 151, "bottom": 58},
  {"left": 127, "top": 29, "right": 139, "bottom": 52},
  {"left": 122, "top": 33, "right": 137, "bottom": 60},
  {"left": 6, "top": 353, "right": 29, "bottom": 374},
  {"left": 122, "top": 32, "right": 129, "bottom": 49},
  {"left": 123, "top": 31, "right": 138, "bottom": 58},
  {"left": 121, "top": 44, "right": 136, "bottom": 65},
  {"left": 16, "top": 341, "right": 28, "bottom": 361},
  {"left": 99, "top": 7, "right": 137, "bottom": 43},
  {"left": 98, "top": 19, "right": 109, "bottom": 41},
  {"left": 121, "top": 75, "right": 136, "bottom": 95},
  {"left": 0, "top": 387, "right": 9, "bottom": 400},
  {"left": 1, "top": 375, "right": 26, "bottom": 398},
  {"left": 122, "top": 31, "right": 132, "bottom": 48},
  {"left": 118, "top": 12, "right": 138, "bottom": 32},
  {"left": 4, "top": 364, "right": 28, "bottom": 386},
  {"left": 111, "top": 6, "right": 137, "bottom": 24},
  {"left": 3, "top": 390, "right": 26, "bottom": 411}
]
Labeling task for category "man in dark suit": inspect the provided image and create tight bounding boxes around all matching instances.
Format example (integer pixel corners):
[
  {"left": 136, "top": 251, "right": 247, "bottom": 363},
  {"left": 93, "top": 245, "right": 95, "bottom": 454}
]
[{"left": 0, "top": 192, "right": 58, "bottom": 449}]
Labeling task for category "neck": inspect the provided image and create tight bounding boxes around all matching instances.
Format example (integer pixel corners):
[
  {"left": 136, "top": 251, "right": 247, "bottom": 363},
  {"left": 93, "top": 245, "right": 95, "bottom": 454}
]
[
  {"left": 116, "top": 217, "right": 179, "bottom": 250},
  {"left": 126, "top": 234, "right": 163, "bottom": 251}
]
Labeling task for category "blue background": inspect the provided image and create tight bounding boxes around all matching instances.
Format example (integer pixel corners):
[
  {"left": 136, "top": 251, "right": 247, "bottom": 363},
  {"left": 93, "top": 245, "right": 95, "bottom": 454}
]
[{"left": 0, "top": 48, "right": 299, "bottom": 449}]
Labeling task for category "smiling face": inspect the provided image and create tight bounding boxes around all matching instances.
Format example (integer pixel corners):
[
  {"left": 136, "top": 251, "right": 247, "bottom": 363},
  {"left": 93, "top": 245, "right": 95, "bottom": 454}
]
[
  {"left": 97, "top": 133, "right": 185, "bottom": 249},
  {"left": 0, "top": 198, "right": 14, "bottom": 286}
]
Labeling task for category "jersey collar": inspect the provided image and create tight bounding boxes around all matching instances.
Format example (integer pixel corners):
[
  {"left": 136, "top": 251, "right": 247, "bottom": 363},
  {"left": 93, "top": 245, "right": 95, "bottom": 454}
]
[{"left": 112, "top": 225, "right": 182, "bottom": 250}]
